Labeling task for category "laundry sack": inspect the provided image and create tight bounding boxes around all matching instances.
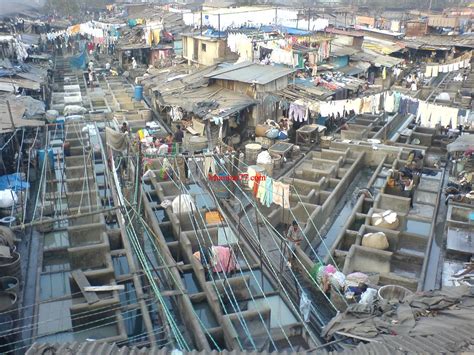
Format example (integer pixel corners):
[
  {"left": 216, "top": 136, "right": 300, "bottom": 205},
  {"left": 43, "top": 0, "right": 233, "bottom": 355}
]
[
  {"left": 0, "top": 190, "right": 18, "bottom": 209},
  {"left": 371, "top": 210, "right": 399, "bottom": 230},
  {"left": 172, "top": 194, "right": 195, "bottom": 214},
  {"left": 362, "top": 232, "right": 389, "bottom": 250}
]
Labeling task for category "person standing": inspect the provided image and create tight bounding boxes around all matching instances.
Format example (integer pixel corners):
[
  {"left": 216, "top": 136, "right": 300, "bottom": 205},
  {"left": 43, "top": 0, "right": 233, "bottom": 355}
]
[
  {"left": 174, "top": 125, "right": 184, "bottom": 143},
  {"left": 287, "top": 220, "right": 303, "bottom": 267}
]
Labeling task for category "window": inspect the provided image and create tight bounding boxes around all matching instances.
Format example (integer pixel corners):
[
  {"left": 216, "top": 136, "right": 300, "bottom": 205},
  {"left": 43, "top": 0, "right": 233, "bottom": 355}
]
[{"left": 201, "top": 43, "right": 207, "bottom": 52}]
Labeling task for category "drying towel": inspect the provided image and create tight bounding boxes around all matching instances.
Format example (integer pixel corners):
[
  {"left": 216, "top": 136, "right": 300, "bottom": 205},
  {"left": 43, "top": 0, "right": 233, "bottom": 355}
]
[
  {"left": 257, "top": 176, "right": 267, "bottom": 202},
  {"left": 263, "top": 177, "right": 273, "bottom": 207},
  {"left": 424, "top": 66, "right": 433, "bottom": 78}
]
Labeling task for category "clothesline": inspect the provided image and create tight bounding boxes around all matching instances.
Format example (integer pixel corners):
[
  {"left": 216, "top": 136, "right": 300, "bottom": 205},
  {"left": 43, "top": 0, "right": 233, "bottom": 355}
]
[{"left": 424, "top": 51, "right": 472, "bottom": 78}]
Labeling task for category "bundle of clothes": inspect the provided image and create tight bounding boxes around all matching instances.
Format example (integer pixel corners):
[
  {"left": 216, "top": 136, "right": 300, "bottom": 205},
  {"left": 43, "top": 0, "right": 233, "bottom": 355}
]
[{"left": 311, "top": 263, "right": 376, "bottom": 304}]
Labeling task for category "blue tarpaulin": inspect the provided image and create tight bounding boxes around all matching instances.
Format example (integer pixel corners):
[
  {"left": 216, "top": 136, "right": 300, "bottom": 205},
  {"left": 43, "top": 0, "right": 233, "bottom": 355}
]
[
  {"left": 260, "top": 25, "right": 311, "bottom": 36},
  {"left": 0, "top": 173, "right": 29, "bottom": 191},
  {"left": 69, "top": 51, "right": 87, "bottom": 70}
]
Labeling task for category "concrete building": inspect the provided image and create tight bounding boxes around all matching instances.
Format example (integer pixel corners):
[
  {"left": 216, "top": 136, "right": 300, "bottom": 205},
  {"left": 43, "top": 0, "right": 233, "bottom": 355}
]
[{"left": 182, "top": 32, "right": 234, "bottom": 66}]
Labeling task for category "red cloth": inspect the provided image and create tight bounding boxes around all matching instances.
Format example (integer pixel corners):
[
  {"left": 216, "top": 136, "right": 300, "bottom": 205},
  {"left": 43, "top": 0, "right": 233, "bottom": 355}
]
[
  {"left": 253, "top": 173, "right": 261, "bottom": 196},
  {"left": 212, "top": 246, "right": 236, "bottom": 273}
]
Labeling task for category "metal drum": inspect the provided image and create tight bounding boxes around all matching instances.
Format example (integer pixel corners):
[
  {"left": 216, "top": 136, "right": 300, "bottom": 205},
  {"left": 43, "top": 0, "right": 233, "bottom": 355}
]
[
  {"left": 0, "top": 252, "right": 21, "bottom": 280},
  {"left": 245, "top": 143, "right": 262, "bottom": 165}
]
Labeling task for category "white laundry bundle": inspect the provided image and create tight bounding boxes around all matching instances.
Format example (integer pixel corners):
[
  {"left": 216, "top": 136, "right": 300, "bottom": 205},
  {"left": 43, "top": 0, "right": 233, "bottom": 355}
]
[{"left": 256, "top": 150, "right": 272, "bottom": 165}]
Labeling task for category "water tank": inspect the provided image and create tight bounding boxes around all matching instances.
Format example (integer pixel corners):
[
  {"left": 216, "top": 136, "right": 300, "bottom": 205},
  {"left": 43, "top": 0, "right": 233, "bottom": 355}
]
[{"left": 134, "top": 85, "right": 144, "bottom": 101}]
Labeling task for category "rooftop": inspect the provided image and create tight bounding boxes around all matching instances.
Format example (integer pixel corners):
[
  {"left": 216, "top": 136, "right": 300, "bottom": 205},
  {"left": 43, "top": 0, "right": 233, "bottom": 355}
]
[{"left": 205, "top": 62, "right": 296, "bottom": 85}]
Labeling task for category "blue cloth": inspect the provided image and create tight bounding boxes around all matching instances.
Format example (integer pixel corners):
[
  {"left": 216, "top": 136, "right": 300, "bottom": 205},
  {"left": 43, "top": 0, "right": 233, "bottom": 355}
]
[
  {"left": 262, "top": 177, "right": 273, "bottom": 207},
  {"left": 69, "top": 51, "right": 87, "bottom": 70},
  {"left": 0, "top": 173, "right": 29, "bottom": 191}
]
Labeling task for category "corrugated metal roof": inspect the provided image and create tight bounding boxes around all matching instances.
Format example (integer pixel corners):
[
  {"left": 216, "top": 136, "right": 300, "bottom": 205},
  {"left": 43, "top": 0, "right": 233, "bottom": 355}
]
[
  {"left": 330, "top": 44, "right": 359, "bottom": 57},
  {"left": 205, "top": 62, "right": 296, "bottom": 85},
  {"left": 326, "top": 329, "right": 474, "bottom": 355},
  {"left": 26, "top": 342, "right": 300, "bottom": 354}
]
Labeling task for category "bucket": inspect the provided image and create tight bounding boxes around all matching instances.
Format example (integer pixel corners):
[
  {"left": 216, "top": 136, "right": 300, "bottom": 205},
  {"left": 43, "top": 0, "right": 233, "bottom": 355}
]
[
  {"left": 134, "top": 85, "right": 144, "bottom": 101},
  {"left": 271, "top": 153, "right": 282, "bottom": 170},
  {"left": 378, "top": 285, "right": 412, "bottom": 303},
  {"left": 245, "top": 143, "right": 262, "bottom": 165},
  {"left": 38, "top": 149, "right": 54, "bottom": 171}
]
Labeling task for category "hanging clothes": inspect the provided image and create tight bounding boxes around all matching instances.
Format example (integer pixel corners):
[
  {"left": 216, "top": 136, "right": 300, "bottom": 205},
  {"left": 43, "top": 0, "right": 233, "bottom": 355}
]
[
  {"left": 248, "top": 166, "right": 257, "bottom": 189},
  {"left": 262, "top": 177, "right": 273, "bottom": 207},
  {"left": 384, "top": 92, "right": 395, "bottom": 113},
  {"left": 253, "top": 173, "right": 261, "bottom": 197},
  {"left": 432, "top": 65, "right": 439, "bottom": 77},
  {"left": 204, "top": 156, "right": 216, "bottom": 176},
  {"left": 424, "top": 66, "right": 433, "bottom": 78},
  {"left": 257, "top": 176, "right": 266, "bottom": 202},
  {"left": 382, "top": 67, "right": 387, "bottom": 80}
]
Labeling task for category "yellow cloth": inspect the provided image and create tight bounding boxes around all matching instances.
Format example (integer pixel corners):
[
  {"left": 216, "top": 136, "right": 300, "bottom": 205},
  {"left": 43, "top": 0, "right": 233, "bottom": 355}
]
[
  {"left": 382, "top": 67, "right": 386, "bottom": 80},
  {"left": 136, "top": 19, "right": 144, "bottom": 25},
  {"left": 205, "top": 211, "right": 223, "bottom": 224},
  {"left": 69, "top": 24, "right": 80, "bottom": 34},
  {"left": 153, "top": 29, "right": 161, "bottom": 45},
  {"left": 138, "top": 129, "right": 145, "bottom": 140}
]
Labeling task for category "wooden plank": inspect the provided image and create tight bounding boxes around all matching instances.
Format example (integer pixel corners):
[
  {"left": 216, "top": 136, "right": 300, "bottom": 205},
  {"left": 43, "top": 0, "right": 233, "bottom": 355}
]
[
  {"left": 71, "top": 270, "right": 100, "bottom": 305},
  {"left": 84, "top": 285, "right": 125, "bottom": 292}
]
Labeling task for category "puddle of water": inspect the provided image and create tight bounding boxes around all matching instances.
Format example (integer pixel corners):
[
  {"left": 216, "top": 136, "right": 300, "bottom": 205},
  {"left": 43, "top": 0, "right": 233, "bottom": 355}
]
[
  {"left": 122, "top": 308, "right": 145, "bottom": 340},
  {"left": 43, "top": 255, "right": 70, "bottom": 272},
  {"left": 160, "top": 224, "right": 175, "bottom": 242},
  {"left": 315, "top": 203, "right": 354, "bottom": 258},
  {"left": 40, "top": 271, "right": 71, "bottom": 301},
  {"left": 182, "top": 272, "right": 201, "bottom": 294},
  {"left": 44, "top": 231, "right": 70, "bottom": 250},
  {"left": 405, "top": 220, "right": 431, "bottom": 237},
  {"left": 112, "top": 255, "right": 130, "bottom": 277},
  {"left": 372, "top": 177, "right": 386, "bottom": 189},
  {"left": 154, "top": 208, "right": 168, "bottom": 223},
  {"left": 240, "top": 270, "right": 274, "bottom": 297},
  {"left": 118, "top": 282, "right": 137, "bottom": 306},
  {"left": 148, "top": 192, "right": 161, "bottom": 203},
  {"left": 94, "top": 163, "right": 105, "bottom": 174},
  {"left": 247, "top": 295, "right": 298, "bottom": 328},
  {"left": 349, "top": 217, "right": 365, "bottom": 232},
  {"left": 187, "top": 184, "right": 215, "bottom": 209},
  {"left": 193, "top": 302, "right": 218, "bottom": 328}
]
